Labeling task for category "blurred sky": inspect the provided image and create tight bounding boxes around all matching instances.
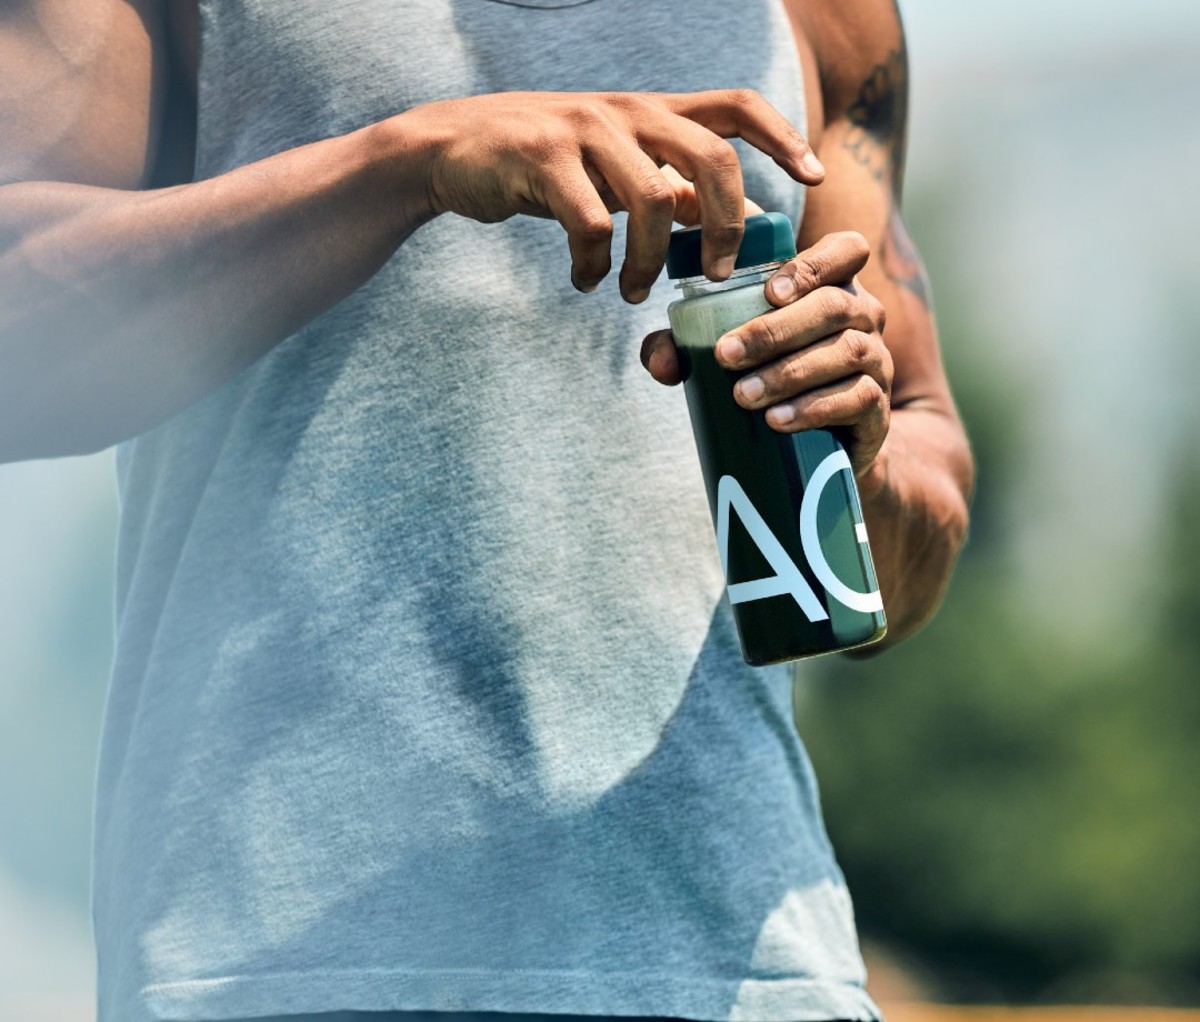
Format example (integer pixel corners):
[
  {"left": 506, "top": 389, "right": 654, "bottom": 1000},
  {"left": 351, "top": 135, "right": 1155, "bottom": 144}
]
[
  {"left": 2, "top": 0, "right": 1199, "bottom": 1013},
  {"left": 902, "top": 0, "right": 1200, "bottom": 71}
]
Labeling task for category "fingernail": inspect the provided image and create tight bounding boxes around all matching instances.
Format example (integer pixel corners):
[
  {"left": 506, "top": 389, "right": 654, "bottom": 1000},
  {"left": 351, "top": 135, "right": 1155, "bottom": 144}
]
[
  {"left": 716, "top": 334, "right": 745, "bottom": 365},
  {"left": 712, "top": 255, "right": 736, "bottom": 279},
  {"left": 801, "top": 152, "right": 825, "bottom": 177},
  {"left": 767, "top": 404, "right": 796, "bottom": 427},
  {"left": 770, "top": 274, "right": 795, "bottom": 302},
  {"left": 738, "top": 375, "right": 765, "bottom": 402},
  {"left": 627, "top": 287, "right": 651, "bottom": 304}
]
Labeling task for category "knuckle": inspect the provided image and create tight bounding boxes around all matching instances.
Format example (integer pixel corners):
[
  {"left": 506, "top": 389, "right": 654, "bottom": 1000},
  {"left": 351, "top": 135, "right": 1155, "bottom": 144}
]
[
  {"left": 528, "top": 134, "right": 558, "bottom": 165},
  {"left": 758, "top": 314, "right": 790, "bottom": 354},
  {"left": 600, "top": 91, "right": 636, "bottom": 113},
  {"left": 575, "top": 212, "right": 613, "bottom": 245},
  {"left": 821, "top": 285, "right": 852, "bottom": 322},
  {"left": 789, "top": 257, "right": 823, "bottom": 295},
  {"left": 613, "top": 92, "right": 661, "bottom": 123},
  {"left": 869, "top": 295, "right": 887, "bottom": 331},
  {"left": 635, "top": 173, "right": 677, "bottom": 215},
  {"left": 729, "top": 87, "right": 762, "bottom": 110},
  {"left": 840, "top": 230, "right": 871, "bottom": 259},
  {"left": 773, "top": 357, "right": 805, "bottom": 395},
  {"left": 701, "top": 137, "right": 741, "bottom": 173},
  {"left": 879, "top": 345, "right": 895, "bottom": 389},
  {"left": 855, "top": 376, "right": 887, "bottom": 417},
  {"left": 570, "top": 104, "right": 614, "bottom": 137},
  {"left": 841, "top": 330, "right": 875, "bottom": 370}
]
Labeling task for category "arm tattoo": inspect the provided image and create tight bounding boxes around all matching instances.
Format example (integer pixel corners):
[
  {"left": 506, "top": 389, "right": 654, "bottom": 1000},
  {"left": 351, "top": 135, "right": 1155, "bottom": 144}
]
[
  {"left": 841, "top": 16, "right": 928, "bottom": 310},
  {"left": 843, "top": 47, "right": 909, "bottom": 192},
  {"left": 881, "top": 206, "right": 931, "bottom": 310}
]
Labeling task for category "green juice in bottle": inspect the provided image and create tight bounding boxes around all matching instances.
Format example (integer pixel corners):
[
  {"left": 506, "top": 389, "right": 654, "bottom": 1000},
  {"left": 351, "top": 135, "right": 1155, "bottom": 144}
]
[{"left": 666, "top": 213, "right": 886, "bottom": 665}]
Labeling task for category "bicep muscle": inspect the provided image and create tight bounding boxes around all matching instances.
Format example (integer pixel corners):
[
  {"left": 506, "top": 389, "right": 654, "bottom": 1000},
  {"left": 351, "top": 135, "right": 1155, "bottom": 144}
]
[{"left": 0, "top": 0, "right": 167, "bottom": 188}]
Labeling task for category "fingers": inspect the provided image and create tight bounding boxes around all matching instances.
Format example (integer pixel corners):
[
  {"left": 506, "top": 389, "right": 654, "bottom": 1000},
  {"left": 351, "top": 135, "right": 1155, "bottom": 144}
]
[
  {"left": 636, "top": 110, "right": 746, "bottom": 278},
  {"left": 539, "top": 157, "right": 615, "bottom": 292},
  {"left": 708, "top": 248, "right": 893, "bottom": 473},
  {"left": 541, "top": 107, "right": 753, "bottom": 295},
  {"left": 731, "top": 328, "right": 891, "bottom": 417},
  {"left": 537, "top": 90, "right": 817, "bottom": 292},
  {"left": 651, "top": 169, "right": 764, "bottom": 237},
  {"left": 583, "top": 132, "right": 765, "bottom": 301},
  {"left": 584, "top": 137, "right": 677, "bottom": 302},
  {"left": 771, "top": 375, "right": 891, "bottom": 475},
  {"left": 659, "top": 163, "right": 707, "bottom": 228},
  {"left": 732, "top": 328, "right": 893, "bottom": 474},
  {"left": 639, "top": 329, "right": 682, "bottom": 385},
  {"left": 765, "top": 231, "right": 872, "bottom": 307},
  {"left": 626, "top": 91, "right": 812, "bottom": 280},
  {"left": 424, "top": 90, "right": 818, "bottom": 294},
  {"left": 660, "top": 89, "right": 825, "bottom": 187},
  {"left": 715, "top": 280, "right": 886, "bottom": 370}
]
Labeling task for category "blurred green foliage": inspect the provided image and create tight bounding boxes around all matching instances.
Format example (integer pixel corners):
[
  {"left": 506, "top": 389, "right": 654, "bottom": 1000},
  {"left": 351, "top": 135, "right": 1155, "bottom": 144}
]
[{"left": 795, "top": 186, "right": 1200, "bottom": 1004}]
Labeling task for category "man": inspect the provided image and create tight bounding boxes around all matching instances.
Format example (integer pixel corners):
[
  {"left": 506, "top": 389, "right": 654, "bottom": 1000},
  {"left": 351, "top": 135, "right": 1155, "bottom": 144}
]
[{"left": 0, "top": 1, "right": 972, "bottom": 1021}]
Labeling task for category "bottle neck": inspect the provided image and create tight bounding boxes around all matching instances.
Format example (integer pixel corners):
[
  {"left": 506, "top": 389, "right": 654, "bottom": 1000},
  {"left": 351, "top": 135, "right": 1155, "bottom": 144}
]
[{"left": 675, "top": 260, "right": 781, "bottom": 299}]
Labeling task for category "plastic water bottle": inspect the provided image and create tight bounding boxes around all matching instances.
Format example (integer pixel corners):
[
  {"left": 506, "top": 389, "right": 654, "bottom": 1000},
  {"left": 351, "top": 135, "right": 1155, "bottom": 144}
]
[{"left": 666, "top": 212, "right": 887, "bottom": 664}]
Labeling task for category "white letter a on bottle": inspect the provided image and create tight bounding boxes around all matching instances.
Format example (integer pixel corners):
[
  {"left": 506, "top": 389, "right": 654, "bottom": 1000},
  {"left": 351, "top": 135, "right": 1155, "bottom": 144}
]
[{"left": 716, "top": 475, "right": 829, "bottom": 622}]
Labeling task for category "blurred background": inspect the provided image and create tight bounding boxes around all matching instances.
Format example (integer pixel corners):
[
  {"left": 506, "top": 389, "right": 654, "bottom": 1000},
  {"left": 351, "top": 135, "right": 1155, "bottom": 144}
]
[{"left": 1, "top": 0, "right": 1198, "bottom": 1018}]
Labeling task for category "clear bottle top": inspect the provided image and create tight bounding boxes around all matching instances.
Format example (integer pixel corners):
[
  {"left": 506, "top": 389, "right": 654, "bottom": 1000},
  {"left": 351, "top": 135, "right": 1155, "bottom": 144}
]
[{"left": 674, "top": 260, "right": 785, "bottom": 299}]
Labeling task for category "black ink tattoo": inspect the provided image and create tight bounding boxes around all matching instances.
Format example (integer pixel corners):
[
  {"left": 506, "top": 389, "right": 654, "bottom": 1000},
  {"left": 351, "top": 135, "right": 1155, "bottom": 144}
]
[
  {"left": 844, "top": 48, "right": 909, "bottom": 192},
  {"left": 881, "top": 206, "right": 931, "bottom": 310}
]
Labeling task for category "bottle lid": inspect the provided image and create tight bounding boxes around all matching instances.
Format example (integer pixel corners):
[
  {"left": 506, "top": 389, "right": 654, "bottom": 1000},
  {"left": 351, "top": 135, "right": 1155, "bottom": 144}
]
[{"left": 665, "top": 211, "right": 796, "bottom": 280}]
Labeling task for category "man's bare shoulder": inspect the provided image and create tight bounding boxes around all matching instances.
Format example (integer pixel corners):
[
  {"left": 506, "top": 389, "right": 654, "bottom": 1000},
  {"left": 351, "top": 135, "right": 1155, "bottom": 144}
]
[
  {"left": 0, "top": 0, "right": 177, "bottom": 188},
  {"left": 782, "top": 0, "right": 906, "bottom": 119}
]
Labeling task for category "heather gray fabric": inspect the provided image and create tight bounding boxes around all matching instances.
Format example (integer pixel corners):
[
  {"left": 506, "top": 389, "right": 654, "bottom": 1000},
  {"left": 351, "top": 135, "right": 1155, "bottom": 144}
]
[
  {"left": 208, "top": 1015, "right": 855, "bottom": 1022},
  {"left": 95, "top": 2, "right": 879, "bottom": 1020},
  {"left": 211, "top": 1015, "right": 859, "bottom": 1022}
]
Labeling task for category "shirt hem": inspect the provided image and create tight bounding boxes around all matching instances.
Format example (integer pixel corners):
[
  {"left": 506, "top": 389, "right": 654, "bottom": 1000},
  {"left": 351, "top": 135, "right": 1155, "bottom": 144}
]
[{"left": 133, "top": 967, "right": 883, "bottom": 1022}]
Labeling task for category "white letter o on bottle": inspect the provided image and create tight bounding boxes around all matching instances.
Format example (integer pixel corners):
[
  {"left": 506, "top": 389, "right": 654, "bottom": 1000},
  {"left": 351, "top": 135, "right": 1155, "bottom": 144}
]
[{"left": 798, "top": 449, "right": 884, "bottom": 614}]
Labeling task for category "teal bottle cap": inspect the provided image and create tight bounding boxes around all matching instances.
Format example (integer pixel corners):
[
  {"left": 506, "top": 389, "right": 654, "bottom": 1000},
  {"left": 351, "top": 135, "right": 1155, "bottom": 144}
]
[{"left": 665, "top": 211, "right": 796, "bottom": 280}]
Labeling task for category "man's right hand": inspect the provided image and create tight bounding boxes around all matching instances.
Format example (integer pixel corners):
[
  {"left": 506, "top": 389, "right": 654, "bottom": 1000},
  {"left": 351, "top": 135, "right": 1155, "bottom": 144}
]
[
  {"left": 1, "top": 0, "right": 820, "bottom": 462},
  {"left": 401, "top": 90, "right": 825, "bottom": 302}
]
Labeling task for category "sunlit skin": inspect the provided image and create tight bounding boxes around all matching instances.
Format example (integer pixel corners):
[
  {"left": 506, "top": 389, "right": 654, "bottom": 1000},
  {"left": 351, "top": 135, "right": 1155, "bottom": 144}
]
[{"left": 0, "top": 0, "right": 972, "bottom": 648}]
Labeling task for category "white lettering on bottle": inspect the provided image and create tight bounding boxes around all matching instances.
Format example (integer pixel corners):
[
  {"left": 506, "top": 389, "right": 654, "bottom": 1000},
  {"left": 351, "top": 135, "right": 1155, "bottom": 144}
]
[
  {"left": 797, "top": 449, "right": 884, "bottom": 614},
  {"left": 716, "top": 449, "right": 883, "bottom": 619},
  {"left": 716, "top": 474, "right": 829, "bottom": 621}
]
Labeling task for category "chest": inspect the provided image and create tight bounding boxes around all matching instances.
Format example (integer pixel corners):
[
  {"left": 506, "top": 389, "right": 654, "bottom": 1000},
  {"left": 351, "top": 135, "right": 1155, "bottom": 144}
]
[{"left": 174, "top": 0, "right": 811, "bottom": 115}]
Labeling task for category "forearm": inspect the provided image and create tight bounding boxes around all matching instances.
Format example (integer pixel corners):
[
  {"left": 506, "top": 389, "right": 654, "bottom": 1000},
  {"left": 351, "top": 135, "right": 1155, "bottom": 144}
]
[
  {"left": 0, "top": 114, "right": 436, "bottom": 462},
  {"left": 777, "top": 0, "right": 973, "bottom": 650},
  {"left": 857, "top": 398, "right": 972, "bottom": 649}
]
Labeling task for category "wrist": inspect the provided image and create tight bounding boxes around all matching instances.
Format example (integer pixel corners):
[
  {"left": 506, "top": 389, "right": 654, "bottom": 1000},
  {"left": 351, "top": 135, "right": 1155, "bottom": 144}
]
[
  {"left": 356, "top": 108, "right": 449, "bottom": 238},
  {"left": 856, "top": 435, "right": 895, "bottom": 507}
]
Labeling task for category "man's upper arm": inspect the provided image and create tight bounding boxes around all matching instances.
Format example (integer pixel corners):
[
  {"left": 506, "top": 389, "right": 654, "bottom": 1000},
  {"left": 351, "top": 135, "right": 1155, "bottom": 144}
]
[
  {"left": 0, "top": 0, "right": 167, "bottom": 189},
  {"left": 794, "top": 0, "right": 952, "bottom": 412}
]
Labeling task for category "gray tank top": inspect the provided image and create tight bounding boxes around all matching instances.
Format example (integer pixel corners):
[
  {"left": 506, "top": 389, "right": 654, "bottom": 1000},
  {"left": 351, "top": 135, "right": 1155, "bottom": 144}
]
[{"left": 96, "top": 2, "right": 879, "bottom": 1020}]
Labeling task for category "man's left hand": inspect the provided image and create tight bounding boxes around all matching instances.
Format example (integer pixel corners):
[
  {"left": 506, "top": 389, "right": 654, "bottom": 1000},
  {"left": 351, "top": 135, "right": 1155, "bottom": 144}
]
[{"left": 640, "top": 231, "right": 893, "bottom": 481}]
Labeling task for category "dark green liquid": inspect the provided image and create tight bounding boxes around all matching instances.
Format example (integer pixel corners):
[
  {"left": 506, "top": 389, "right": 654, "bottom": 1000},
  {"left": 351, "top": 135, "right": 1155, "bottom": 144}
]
[{"left": 678, "top": 344, "right": 887, "bottom": 665}]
